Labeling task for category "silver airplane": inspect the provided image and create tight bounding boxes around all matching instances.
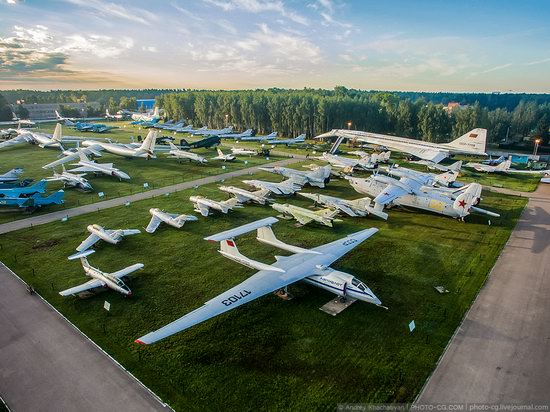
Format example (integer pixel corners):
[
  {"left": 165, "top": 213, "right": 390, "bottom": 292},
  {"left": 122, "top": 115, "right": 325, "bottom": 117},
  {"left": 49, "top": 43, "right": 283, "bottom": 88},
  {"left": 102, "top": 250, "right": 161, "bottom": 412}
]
[
  {"left": 259, "top": 165, "right": 331, "bottom": 188},
  {"left": 211, "top": 147, "right": 236, "bottom": 162},
  {"left": 411, "top": 159, "right": 462, "bottom": 173},
  {"left": 60, "top": 253, "right": 143, "bottom": 297},
  {"left": 314, "top": 152, "right": 376, "bottom": 172},
  {"left": 190, "top": 195, "right": 242, "bottom": 216},
  {"left": 218, "top": 129, "right": 254, "bottom": 139},
  {"left": 45, "top": 165, "right": 93, "bottom": 192},
  {"left": 239, "top": 132, "right": 277, "bottom": 142},
  {"left": 230, "top": 146, "right": 257, "bottom": 156},
  {"left": 267, "top": 133, "right": 306, "bottom": 146},
  {"left": 271, "top": 203, "right": 342, "bottom": 227},
  {"left": 69, "top": 224, "right": 141, "bottom": 259},
  {"left": 0, "top": 168, "right": 24, "bottom": 183},
  {"left": 465, "top": 158, "right": 511, "bottom": 173},
  {"left": 382, "top": 165, "right": 459, "bottom": 188},
  {"left": 219, "top": 185, "right": 272, "bottom": 205},
  {"left": 191, "top": 126, "right": 233, "bottom": 136},
  {"left": 298, "top": 192, "right": 388, "bottom": 220},
  {"left": 347, "top": 174, "right": 500, "bottom": 221},
  {"left": 242, "top": 178, "right": 302, "bottom": 195},
  {"left": 42, "top": 146, "right": 103, "bottom": 170},
  {"left": 145, "top": 208, "right": 198, "bottom": 233},
  {"left": 68, "top": 150, "right": 130, "bottom": 180},
  {"left": 166, "top": 142, "right": 207, "bottom": 164},
  {"left": 0, "top": 123, "right": 89, "bottom": 150},
  {"left": 135, "top": 217, "right": 382, "bottom": 345},
  {"left": 82, "top": 130, "right": 157, "bottom": 159}
]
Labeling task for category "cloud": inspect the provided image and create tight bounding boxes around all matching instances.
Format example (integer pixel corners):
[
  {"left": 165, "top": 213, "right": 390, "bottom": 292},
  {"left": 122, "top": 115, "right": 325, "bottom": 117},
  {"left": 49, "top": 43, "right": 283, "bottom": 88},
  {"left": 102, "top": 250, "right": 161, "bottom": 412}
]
[
  {"left": 142, "top": 45, "right": 158, "bottom": 53},
  {"left": 481, "top": 63, "right": 513, "bottom": 73},
  {"left": 202, "top": 0, "right": 309, "bottom": 25},
  {"left": 57, "top": 34, "right": 134, "bottom": 58},
  {"left": 65, "top": 0, "right": 158, "bottom": 26},
  {"left": 522, "top": 57, "right": 550, "bottom": 66},
  {"left": 251, "top": 23, "right": 321, "bottom": 62},
  {"left": 171, "top": 2, "right": 204, "bottom": 21}
]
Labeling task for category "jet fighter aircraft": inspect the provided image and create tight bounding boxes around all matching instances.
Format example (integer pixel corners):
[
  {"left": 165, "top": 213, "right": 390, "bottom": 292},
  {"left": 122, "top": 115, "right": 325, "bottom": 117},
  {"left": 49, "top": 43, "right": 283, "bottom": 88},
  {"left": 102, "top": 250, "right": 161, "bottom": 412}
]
[
  {"left": 219, "top": 186, "right": 272, "bottom": 205},
  {"left": 42, "top": 146, "right": 103, "bottom": 170},
  {"left": 271, "top": 203, "right": 342, "bottom": 227},
  {"left": 313, "top": 152, "right": 376, "bottom": 172},
  {"left": 211, "top": 147, "right": 236, "bottom": 162},
  {"left": 45, "top": 165, "right": 93, "bottom": 192},
  {"left": 465, "top": 158, "right": 512, "bottom": 173},
  {"left": 70, "top": 224, "right": 141, "bottom": 259},
  {"left": 60, "top": 253, "right": 143, "bottom": 297},
  {"left": 135, "top": 217, "right": 382, "bottom": 344},
  {"left": 145, "top": 208, "right": 198, "bottom": 233},
  {"left": 240, "top": 132, "right": 277, "bottom": 142},
  {"left": 267, "top": 133, "right": 306, "bottom": 146},
  {"left": 0, "top": 168, "right": 24, "bottom": 183},
  {"left": 166, "top": 143, "right": 207, "bottom": 164},
  {"left": 69, "top": 150, "right": 130, "bottom": 180},
  {"left": 259, "top": 165, "right": 331, "bottom": 188},
  {"left": 230, "top": 147, "right": 257, "bottom": 156},
  {"left": 190, "top": 195, "right": 242, "bottom": 216},
  {"left": 298, "top": 192, "right": 388, "bottom": 220},
  {"left": 242, "top": 178, "right": 301, "bottom": 195}
]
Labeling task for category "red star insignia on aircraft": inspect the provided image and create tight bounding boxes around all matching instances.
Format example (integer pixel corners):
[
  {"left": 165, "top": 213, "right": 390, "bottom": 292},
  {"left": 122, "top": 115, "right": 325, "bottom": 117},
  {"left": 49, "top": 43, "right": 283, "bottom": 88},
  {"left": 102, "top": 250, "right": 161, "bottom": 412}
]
[{"left": 458, "top": 199, "right": 467, "bottom": 208}]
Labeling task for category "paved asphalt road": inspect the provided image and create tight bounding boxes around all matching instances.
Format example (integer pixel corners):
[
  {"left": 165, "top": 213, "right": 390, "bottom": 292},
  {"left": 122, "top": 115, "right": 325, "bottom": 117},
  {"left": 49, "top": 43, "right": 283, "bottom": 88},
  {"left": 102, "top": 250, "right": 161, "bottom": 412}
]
[
  {"left": 0, "top": 263, "right": 171, "bottom": 412},
  {"left": 0, "top": 157, "right": 300, "bottom": 235},
  {"left": 417, "top": 183, "right": 550, "bottom": 404}
]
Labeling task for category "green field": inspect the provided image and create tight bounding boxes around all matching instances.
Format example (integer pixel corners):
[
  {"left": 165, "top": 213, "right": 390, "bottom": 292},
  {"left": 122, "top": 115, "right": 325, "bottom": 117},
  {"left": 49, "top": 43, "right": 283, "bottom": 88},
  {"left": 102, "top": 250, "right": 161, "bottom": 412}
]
[{"left": 0, "top": 169, "right": 526, "bottom": 411}]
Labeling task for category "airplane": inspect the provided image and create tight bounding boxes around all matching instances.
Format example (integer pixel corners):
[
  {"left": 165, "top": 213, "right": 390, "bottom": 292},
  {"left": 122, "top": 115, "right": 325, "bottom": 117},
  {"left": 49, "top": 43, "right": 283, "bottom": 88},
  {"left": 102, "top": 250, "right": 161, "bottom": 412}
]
[
  {"left": 259, "top": 165, "right": 331, "bottom": 188},
  {"left": 0, "top": 179, "right": 47, "bottom": 197},
  {"left": 105, "top": 109, "right": 127, "bottom": 120},
  {"left": 242, "top": 178, "right": 302, "bottom": 196},
  {"left": 68, "top": 150, "right": 130, "bottom": 180},
  {"left": 267, "top": 133, "right": 306, "bottom": 146},
  {"left": 542, "top": 177, "right": 550, "bottom": 184},
  {"left": 134, "top": 217, "right": 382, "bottom": 344},
  {"left": 190, "top": 126, "right": 233, "bottom": 136},
  {"left": 69, "top": 224, "right": 141, "bottom": 259},
  {"left": 130, "top": 107, "right": 161, "bottom": 123},
  {"left": 314, "top": 152, "right": 376, "bottom": 173},
  {"left": 145, "top": 208, "right": 198, "bottom": 233},
  {"left": 298, "top": 192, "right": 389, "bottom": 220},
  {"left": 166, "top": 142, "right": 207, "bottom": 164},
  {"left": 218, "top": 129, "right": 254, "bottom": 139},
  {"left": 82, "top": 130, "right": 157, "bottom": 159},
  {"left": 8, "top": 123, "right": 93, "bottom": 150},
  {"left": 271, "top": 203, "right": 341, "bottom": 227},
  {"left": 482, "top": 155, "right": 505, "bottom": 166},
  {"left": 0, "top": 190, "right": 64, "bottom": 211},
  {"left": 316, "top": 128, "right": 488, "bottom": 163},
  {"left": 189, "top": 195, "right": 241, "bottom": 217},
  {"left": 346, "top": 175, "right": 500, "bottom": 221},
  {"left": 171, "top": 125, "right": 195, "bottom": 133},
  {"left": 240, "top": 132, "right": 277, "bottom": 142},
  {"left": 59, "top": 253, "right": 143, "bottom": 297},
  {"left": 0, "top": 168, "right": 24, "bottom": 183},
  {"left": 71, "top": 121, "right": 117, "bottom": 133},
  {"left": 42, "top": 146, "right": 103, "bottom": 169},
  {"left": 219, "top": 186, "right": 272, "bottom": 205},
  {"left": 382, "top": 165, "right": 460, "bottom": 188},
  {"left": 0, "top": 178, "right": 33, "bottom": 189},
  {"left": 348, "top": 151, "right": 392, "bottom": 164},
  {"left": 157, "top": 122, "right": 186, "bottom": 131},
  {"left": 230, "top": 146, "right": 257, "bottom": 156},
  {"left": 410, "top": 160, "right": 462, "bottom": 173},
  {"left": 0, "top": 128, "right": 19, "bottom": 139},
  {"left": 45, "top": 165, "right": 93, "bottom": 192},
  {"left": 465, "top": 158, "right": 512, "bottom": 173},
  {"left": 180, "top": 135, "right": 221, "bottom": 149},
  {"left": 211, "top": 147, "right": 236, "bottom": 162}
]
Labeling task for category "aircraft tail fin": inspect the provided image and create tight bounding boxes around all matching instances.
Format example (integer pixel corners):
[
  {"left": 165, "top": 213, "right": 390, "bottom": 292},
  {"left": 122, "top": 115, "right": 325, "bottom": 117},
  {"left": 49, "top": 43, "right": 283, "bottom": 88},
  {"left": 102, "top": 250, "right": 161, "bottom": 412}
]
[
  {"left": 453, "top": 183, "right": 482, "bottom": 217},
  {"left": 55, "top": 110, "right": 62, "bottom": 120},
  {"left": 138, "top": 130, "right": 157, "bottom": 154},
  {"left": 436, "top": 171, "right": 458, "bottom": 186},
  {"left": 495, "top": 158, "right": 511, "bottom": 172},
  {"left": 78, "top": 149, "right": 91, "bottom": 163},
  {"left": 449, "top": 160, "right": 463, "bottom": 172},
  {"left": 36, "top": 189, "right": 64, "bottom": 205},
  {"left": 315, "top": 208, "right": 340, "bottom": 219},
  {"left": 223, "top": 198, "right": 241, "bottom": 208},
  {"left": 447, "top": 128, "right": 487, "bottom": 154},
  {"left": 52, "top": 123, "right": 62, "bottom": 142},
  {"left": 216, "top": 147, "right": 224, "bottom": 157}
]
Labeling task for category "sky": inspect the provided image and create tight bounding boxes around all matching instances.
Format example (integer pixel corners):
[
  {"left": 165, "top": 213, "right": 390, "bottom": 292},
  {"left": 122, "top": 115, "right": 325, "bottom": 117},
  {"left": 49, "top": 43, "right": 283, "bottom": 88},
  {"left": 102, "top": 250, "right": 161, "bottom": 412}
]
[{"left": 1, "top": 0, "right": 550, "bottom": 92}]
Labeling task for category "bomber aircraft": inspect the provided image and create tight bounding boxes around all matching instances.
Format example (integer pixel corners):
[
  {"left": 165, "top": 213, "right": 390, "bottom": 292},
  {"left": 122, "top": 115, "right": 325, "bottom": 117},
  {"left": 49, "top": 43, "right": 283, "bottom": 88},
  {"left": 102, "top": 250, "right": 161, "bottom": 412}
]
[
  {"left": 60, "top": 252, "right": 143, "bottom": 297},
  {"left": 82, "top": 130, "right": 158, "bottom": 159},
  {"left": 242, "top": 178, "right": 301, "bottom": 195},
  {"left": 135, "top": 217, "right": 382, "bottom": 344},
  {"left": 145, "top": 208, "right": 198, "bottom": 233}
]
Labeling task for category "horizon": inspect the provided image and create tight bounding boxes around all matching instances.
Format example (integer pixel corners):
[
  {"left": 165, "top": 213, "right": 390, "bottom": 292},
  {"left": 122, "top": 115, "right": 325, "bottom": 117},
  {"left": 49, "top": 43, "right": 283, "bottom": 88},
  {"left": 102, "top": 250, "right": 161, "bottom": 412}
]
[{"left": 1, "top": 0, "right": 550, "bottom": 92}]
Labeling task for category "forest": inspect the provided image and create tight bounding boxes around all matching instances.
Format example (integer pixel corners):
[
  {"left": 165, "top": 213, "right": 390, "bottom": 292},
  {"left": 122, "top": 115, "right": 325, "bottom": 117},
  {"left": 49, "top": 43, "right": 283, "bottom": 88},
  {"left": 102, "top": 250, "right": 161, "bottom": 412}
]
[{"left": 1, "top": 87, "right": 549, "bottom": 144}]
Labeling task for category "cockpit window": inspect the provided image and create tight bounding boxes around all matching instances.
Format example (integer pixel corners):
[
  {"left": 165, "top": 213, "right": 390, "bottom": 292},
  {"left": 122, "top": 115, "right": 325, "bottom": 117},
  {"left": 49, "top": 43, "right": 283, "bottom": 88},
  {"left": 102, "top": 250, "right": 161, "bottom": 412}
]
[{"left": 352, "top": 278, "right": 360, "bottom": 286}]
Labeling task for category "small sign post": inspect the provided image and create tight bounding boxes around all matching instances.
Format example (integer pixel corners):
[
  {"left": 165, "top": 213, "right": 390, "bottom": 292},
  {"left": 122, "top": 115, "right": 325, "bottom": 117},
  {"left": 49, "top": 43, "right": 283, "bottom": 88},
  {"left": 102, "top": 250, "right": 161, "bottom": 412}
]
[
  {"left": 408, "top": 320, "right": 416, "bottom": 333},
  {"left": 143, "top": 182, "right": 149, "bottom": 189},
  {"left": 98, "top": 192, "right": 105, "bottom": 198},
  {"left": 104, "top": 301, "right": 111, "bottom": 312}
]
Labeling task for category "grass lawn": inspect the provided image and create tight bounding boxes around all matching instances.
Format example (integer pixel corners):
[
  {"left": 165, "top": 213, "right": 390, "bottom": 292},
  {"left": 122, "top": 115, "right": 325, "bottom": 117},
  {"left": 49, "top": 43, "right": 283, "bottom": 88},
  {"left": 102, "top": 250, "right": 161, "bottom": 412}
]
[
  {"left": 0, "top": 169, "right": 526, "bottom": 411},
  {"left": 0, "top": 130, "right": 281, "bottom": 223}
]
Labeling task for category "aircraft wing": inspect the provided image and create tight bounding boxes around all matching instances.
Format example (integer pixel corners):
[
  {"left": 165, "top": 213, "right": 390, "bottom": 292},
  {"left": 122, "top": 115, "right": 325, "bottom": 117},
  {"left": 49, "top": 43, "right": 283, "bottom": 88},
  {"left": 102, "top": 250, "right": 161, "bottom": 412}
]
[
  {"left": 145, "top": 216, "right": 162, "bottom": 233},
  {"left": 293, "top": 213, "right": 314, "bottom": 225},
  {"left": 196, "top": 202, "right": 210, "bottom": 217},
  {"left": 68, "top": 165, "right": 100, "bottom": 173},
  {"left": 359, "top": 135, "right": 448, "bottom": 163},
  {"left": 59, "top": 279, "right": 105, "bottom": 296},
  {"left": 373, "top": 184, "right": 408, "bottom": 205},
  {"left": 110, "top": 263, "right": 144, "bottom": 279},
  {"left": 0, "top": 135, "right": 28, "bottom": 149},
  {"left": 76, "top": 233, "right": 101, "bottom": 252}
]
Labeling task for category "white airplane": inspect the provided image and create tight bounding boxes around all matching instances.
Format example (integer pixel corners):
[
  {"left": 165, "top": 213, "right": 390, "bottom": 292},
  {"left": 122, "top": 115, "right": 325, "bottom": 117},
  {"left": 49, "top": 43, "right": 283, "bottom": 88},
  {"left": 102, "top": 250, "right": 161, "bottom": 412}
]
[
  {"left": 348, "top": 151, "right": 391, "bottom": 164},
  {"left": 218, "top": 129, "right": 254, "bottom": 139},
  {"left": 219, "top": 186, "right": 272, "bottom": 205},
  {"left": 132, "top": 107, "right": 161, "bottom": 122},
  {"left": 166, "top": 142, "right": 207, "bottom": 164},
  {"left": 314, "top": 152, "right": 376, "bottom": 172},
  {"left": 259, "top": 165, "right": 331, "bottom": 188},
  {"left": 411, "top": 160, "right": 462, "bottom": 173},
  {"left": 298, "top": 192, "right": 388, "bottom": 220},
  {"left": 135, "top": 217, "right": 382, "bottom": 344},
  {"left": 45, "top": 165, "right": 93, "bottom": 192},
  {"left": 68, "top": 150, "right": 131, "bottom": 180},
  {"left": 267, "top": 133, "right": 306, "bottom": 146},
  {"left": 82, "top": 130, "right": 158, "bottom": 159},
  {"left": 541, "top": 177, "right": 550, "bottom": 184},
  {"left": 155, "top": 121, "right": 185, "bottom": 131},
  {"left": 211, "top": 147, "right": 236, "bottom": 162},
  {"left": 0, "top": 123, "right": 90, "bottom": 150},
  {"left": 317, "top": 128, "right": 487, "bottom": 163},
  {"left": 382, "top": 165, "right": 459, "bottom": 188},
  {"left": 69, "top": 224, "right": 141, "bottom": 259},
  {"left": 240, "top": 132, "right": 277, "bottom": 142},
  {"left": 191, "top": 126, "right": 233, "bottom": 136},
  {"left": 145, "top": 208, "right": 198, "bottom": 233},
  {"left": 0, "top": 168, "right": 24, "bottom": 183},
  {"left": 242, "top": 178, "right": 302, "bottom": 195},
  {"left": 42, "top": 146, "right": 103, "bottom": 169},
  {"left": 231, "top": 146, "right": 257, "bottom": 156},
  {"left": 60, "top": 253, "right": 143, "bottom": 297},
  {"left": 465, "top": 158, "right": 511, "bottom": 173},
  {"left": 190, "top": 195, "right": 242, "bottom": 216},
  {"left": 105, "top": 109, "right": 126, "bottom": 120},
  {"left": 347, "top": 175, "right": 499, "bottom": 221},
  {"left": 271, "top": 203, "right": 342, "bottom": 227}
]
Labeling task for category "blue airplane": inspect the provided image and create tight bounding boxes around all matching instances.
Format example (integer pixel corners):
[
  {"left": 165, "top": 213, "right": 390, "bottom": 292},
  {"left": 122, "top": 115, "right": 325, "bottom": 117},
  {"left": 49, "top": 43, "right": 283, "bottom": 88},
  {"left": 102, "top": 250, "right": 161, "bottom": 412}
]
[
  {"left": 0, "top": 180, "right": 47, "bottom": 198},
  {"left": 0, "top": 179, "right": 34, "bottom": 189},
  {"left": 0, "top": 190, "right": 64, "bottom": 211},
  {"left": 69, "top": 121, "right": 117, "bottom": 133}
]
